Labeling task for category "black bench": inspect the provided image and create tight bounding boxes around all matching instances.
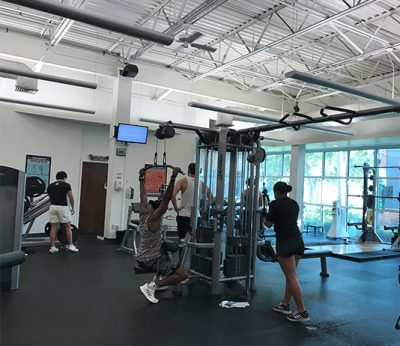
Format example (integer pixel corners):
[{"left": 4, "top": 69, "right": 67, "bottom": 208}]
[
  {"left": 257, "top": 241, "right": 332, "bottom": 277},
  {"left": 303, "top": 249, "right": 332, "bottom": 277},
  {"left": 306, "top": 225, "right": 324, "bottom": 234}
]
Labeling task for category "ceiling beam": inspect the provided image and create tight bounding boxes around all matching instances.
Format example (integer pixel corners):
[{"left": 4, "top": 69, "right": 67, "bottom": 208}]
[
  {"left": 191, "top": 0, "right": 379, "bottom": 82},
  {"left": 170, "top": 3, "right": 285, "bottom": 68},
  {"left": 131, "top": 0, "right": 228, "bottom": 60}
]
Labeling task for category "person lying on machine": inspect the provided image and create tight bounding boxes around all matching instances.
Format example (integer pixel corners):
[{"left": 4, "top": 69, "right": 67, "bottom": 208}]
[{"left": 137, "top": 166, "right": 188, "bottom": 304}]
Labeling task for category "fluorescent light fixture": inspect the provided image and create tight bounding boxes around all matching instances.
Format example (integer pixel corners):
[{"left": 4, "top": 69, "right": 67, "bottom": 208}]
[
  {"left": 34, "top": 61, "right": 43, "bottom": 72},
  {"left": 188, "top": 102, "right": 353, "bottom": 136},
  {"left": 0, "top": 97, "right": 95, "bottom": 114},
  {"left": 285, "top": 70, "right": 399, "bottom": 105},
  {"left": 153, "top": 89, "right": 172, "bottom": 101},
  {"left": 51, "top": 18, "right": 74, "bottom": 46},
  {"left": 389, "top": 51, "right": 400, "bottom": 65}
]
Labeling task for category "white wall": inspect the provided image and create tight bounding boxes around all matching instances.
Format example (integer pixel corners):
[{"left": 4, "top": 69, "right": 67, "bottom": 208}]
[{"left": 0, "top": 104, "right": 196, "bottom": 234}]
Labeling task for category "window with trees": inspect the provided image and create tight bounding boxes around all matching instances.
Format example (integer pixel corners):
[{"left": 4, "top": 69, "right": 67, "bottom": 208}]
[
  {"left": 261, "top": 150, "right": 291, "bottom": 198},
  {"left": 303, "top": 147, "right": 399, "bottom": 243}
]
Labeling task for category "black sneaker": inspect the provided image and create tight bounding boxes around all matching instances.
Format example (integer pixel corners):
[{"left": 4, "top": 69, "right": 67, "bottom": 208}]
[
  {"left": 287, "top": 311, "right": 309, "bottom": 322},
  {"left": 273, "top": 303, "right": 291, "bottom": 315}
]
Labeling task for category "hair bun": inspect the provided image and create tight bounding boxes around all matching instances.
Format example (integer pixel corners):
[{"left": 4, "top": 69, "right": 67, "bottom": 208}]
[{"left": 286, "top": 185, "right": 292, "bottom": 193}]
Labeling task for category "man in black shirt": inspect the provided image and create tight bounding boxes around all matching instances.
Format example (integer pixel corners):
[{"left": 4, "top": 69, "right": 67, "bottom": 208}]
[
  {"left": 47, "top": 171, "right": 78, "bottom": 253},
  {"left": 263, "top": 181, "right": 308, "bottom": 322}
]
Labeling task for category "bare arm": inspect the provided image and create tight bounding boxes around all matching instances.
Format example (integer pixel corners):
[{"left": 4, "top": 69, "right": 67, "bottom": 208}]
[
  {"left": 138, "top": 169, "right": 148, "bottom": 218},
  {"left": 149, "top": 167, "right": 182, "bottom": 230},
  {"left": 171, "top": 179, "right": 183, "bottom": 212},
  {"left": 67, "top": 190, "right": 75, "bottom": 215}
]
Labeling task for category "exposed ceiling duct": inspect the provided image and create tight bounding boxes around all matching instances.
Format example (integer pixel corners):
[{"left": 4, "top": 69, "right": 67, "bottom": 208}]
[
  {"left": 188, "top": 102, "right": 353, "bottom": 136},
  {"left": 0, "top": 65, "right": 97, "bottom": 89},
  {"left": 0, "top": 59, "right": 38, "bottom": 93},
  {"left": 0, "top": 97, "right": 95, "bottom": 114},
  {"left": 285, "top": 71, "right": 400, "bottom": 105},
  {"left": 3, "top": 0, "right": 174, "bottom": 45}
]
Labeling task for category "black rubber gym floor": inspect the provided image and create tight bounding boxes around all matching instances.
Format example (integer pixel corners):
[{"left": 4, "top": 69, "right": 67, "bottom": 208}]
[{"left": 1, "top": 235, "right": 399, "bottom": 346}]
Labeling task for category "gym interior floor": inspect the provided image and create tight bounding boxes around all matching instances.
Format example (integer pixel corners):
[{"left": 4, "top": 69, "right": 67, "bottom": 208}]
[{"left": 1, "top": 235, "right": 399, "bottom": 346}]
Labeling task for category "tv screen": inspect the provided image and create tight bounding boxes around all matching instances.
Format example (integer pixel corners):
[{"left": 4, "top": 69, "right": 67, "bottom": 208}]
[{"left": 116, "top": 123, "right": 148, "bottom": 144}]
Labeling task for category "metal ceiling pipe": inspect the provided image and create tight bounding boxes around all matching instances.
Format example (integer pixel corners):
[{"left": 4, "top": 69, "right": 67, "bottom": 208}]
[
  {"left": 260, "top": 137, "right": 285, "bottom": 143},
  {"left": 0, "top": 97, "right": 95, "bottom": 114},
  {"left": 0, "top": 66, "right": 97, "bottom": 89},
  {"left": 139, "top": 116, "right": 218, "bottom": 133},
  {"left": 239, "top": 104, "right": 400, "bottom": 134},
  {"left": 188, "top": 102, "right": 353, "bottom": 136},
  {"left": 285, "top": 70, "right": 400, "bottom": 105},
  {"left": 3, "top": 0, "right": 174, "bottom": 45}
]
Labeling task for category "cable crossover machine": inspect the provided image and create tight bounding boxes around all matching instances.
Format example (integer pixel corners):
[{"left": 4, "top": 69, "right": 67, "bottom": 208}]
[{"left": 147, "top": 103, "right": 400, "bottom": 298}]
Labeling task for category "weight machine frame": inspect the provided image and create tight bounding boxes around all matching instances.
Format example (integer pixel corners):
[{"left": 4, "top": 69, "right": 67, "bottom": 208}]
[
  {"left": 151, "top": 103, "right": 400, "bottom": 298},
  {"left": 349, "top": 164, "right": 400, "bottom": 244}
]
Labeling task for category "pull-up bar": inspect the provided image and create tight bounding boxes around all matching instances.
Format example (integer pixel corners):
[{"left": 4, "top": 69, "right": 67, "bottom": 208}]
[{"left": 237, "top": 104, "right": 400, "bottom": 134}]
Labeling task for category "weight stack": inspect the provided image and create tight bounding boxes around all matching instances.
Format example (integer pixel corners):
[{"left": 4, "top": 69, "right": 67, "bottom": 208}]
[
  {"left": 195, "top": 225, "right": 214, "bottom": 243},
  {"left": 191, "top": 254, "right": 213, "bottom": 277},
  {"left": 223, "top": 255, "right": 249, "bottom": 277},
  {"left": 226, "top": 236, "right": 247, "bottom": 256}
]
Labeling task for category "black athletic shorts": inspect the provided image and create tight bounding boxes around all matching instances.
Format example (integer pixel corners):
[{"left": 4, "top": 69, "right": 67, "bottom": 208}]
[
  {"left": 276, "top": 235, "right": 305, "bottom": 258},
  {"left": 176, "top": 215, "right": 191, "bottom": 239},
  {"left": 136, "top": 254, "right": 178, "bottom": 277}
]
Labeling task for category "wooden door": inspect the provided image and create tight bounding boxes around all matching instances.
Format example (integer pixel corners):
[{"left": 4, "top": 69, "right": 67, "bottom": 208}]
[{"left": 79, "top": 162, "right": 108, "bottom": 235}]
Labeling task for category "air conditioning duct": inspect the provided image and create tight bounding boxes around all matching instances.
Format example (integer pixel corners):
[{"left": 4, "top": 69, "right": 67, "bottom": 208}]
[{"left": 0, "top": 59, "right": 38, "bottom": 93}]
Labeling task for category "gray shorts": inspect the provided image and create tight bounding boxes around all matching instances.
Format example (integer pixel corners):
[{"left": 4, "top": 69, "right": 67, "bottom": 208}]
[{"left": 49, "top": 205, "right": 71, "bottom": 224}]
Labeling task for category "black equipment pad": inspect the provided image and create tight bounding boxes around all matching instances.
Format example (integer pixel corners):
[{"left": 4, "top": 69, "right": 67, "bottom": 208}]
[{"left": 332, "top": 250, "right": 400, "bottom": 262}]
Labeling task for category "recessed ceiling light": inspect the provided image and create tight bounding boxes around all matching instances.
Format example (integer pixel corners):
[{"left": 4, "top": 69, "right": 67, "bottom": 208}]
[{"left": 386, "top": 47, "right": 394, "bottom": 52}]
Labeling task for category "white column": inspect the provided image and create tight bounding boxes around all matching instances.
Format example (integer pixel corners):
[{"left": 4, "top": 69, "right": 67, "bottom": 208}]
[
  {"left": 289, "top": 145, "right": 305, "bottom": 228},
  {"left": 103, "top": 76, "right": 132, "bottom": 239}
]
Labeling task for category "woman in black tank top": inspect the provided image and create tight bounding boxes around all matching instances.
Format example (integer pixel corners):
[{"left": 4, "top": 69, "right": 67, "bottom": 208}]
[{"left": 263, "top": 181, "right": 309, "bottom": 322}]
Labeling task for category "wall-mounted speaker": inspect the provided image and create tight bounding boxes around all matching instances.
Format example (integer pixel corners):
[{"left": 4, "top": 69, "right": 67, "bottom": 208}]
[{"left": 119, "top": 64, "right": 139, "bottom": 78}]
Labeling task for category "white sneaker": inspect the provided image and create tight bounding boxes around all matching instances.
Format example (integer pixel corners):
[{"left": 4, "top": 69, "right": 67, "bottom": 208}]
[
  {"left": 49, "top": 246, "right": 59, "bottom": 254},
  {"left": 140, "top": 282, "right": 158, "bottom": 303},
  {"left": 68, "top": 244, "right": 79, "bottom": 252}
]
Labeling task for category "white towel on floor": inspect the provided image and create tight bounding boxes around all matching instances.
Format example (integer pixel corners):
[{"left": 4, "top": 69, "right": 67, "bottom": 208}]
[{"left": 219, "top": 300, "right": 250, "bottom": 308}]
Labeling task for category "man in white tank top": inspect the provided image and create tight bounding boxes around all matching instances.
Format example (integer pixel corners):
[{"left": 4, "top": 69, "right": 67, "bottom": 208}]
[{"left": 172, "top": 163, "right": 196, "bottom": 240}]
